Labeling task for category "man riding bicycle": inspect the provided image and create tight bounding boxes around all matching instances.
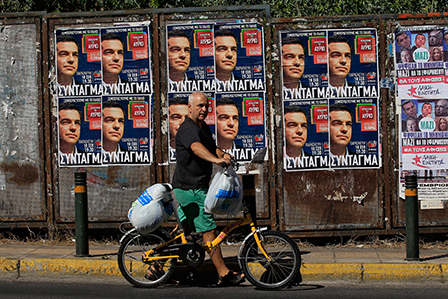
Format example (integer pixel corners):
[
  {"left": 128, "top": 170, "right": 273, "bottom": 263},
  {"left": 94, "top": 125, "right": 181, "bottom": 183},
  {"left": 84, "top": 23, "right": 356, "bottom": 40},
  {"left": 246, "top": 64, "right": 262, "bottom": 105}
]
[{"left": 170, "top": 91, "right": 245, "bottom": 286}]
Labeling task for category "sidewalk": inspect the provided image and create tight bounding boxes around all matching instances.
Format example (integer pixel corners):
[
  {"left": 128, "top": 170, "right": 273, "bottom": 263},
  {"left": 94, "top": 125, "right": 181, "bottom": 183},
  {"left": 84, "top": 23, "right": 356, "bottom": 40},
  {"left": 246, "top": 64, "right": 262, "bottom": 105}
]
[{"left": 1, "top": 242, "right": 448, "bottom": 282}]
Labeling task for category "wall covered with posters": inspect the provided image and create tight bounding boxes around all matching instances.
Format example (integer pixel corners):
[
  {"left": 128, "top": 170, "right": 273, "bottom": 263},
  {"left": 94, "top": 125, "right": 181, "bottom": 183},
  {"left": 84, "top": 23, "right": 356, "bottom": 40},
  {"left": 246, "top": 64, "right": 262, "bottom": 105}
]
[
  {"left": 395, "top": 26, "right": 448, "bottom": 213},
  {"left": 2, "top": 8, "right": 448, "bottom": 235},
  {"left": 166, "top": 22, "right": 267, "bottom": 163},
  {"left": 280, "top": 29, "right": 380, "bottom": 171}
]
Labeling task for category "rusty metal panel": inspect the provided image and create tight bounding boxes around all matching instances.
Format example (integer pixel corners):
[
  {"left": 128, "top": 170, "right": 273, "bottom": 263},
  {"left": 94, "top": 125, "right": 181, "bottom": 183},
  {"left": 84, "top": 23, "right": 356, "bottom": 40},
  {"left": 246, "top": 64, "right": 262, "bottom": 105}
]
[
  {"left": 0, "top": 19, "right": 45, "bottom": 221},
  {"left": 57, "top": 167, "right": 152, "bottom": 222},
  {"left": 282, "top": 170, "right": 382, "bottom": 231}
]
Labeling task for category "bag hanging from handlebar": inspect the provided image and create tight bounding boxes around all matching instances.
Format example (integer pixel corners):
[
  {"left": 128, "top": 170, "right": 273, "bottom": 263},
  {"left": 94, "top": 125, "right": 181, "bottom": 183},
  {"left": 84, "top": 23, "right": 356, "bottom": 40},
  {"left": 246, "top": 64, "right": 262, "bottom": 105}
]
[{"left": 204, "top": 166, "right": 243, "bottom": 216}]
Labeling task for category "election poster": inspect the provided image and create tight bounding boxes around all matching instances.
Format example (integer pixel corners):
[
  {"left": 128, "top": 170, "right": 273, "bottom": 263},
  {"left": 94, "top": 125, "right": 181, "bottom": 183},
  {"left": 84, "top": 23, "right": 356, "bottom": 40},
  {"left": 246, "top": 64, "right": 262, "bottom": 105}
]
[
  {"left": 283, "top": 98, "right": 380, "bottom": 171},
  {"left": 166, "top": 21, "right": 267, "bottom": 163},
  {"left": 55, "top": 28, "right": 102, "bottom": 97},
  {"left": 56, "top": 23, "right": 154, "bottom": 167},
  {"left": 168, "top": 93, "right": 189, "bottom": 163},
  {"left": 280, "top": 28, "right": 379, "bottom": 101},
  {"left": 400, "top": 98, "right": 448, "bottom": 170},
  {"left": 215, "top": 92, "right": 266, "bottom": 162},
  {"left": 328, "top": 98, "right": 380, "bottom": 169},
  {"left": 283, "top": 99, "right": 329, "bottom": 171},
  {"left": 214, "top": 22, "right": 266, "bottom": 93},
  {"left": 166, "top": 23, "right": 215, "bottom": 93},
  {"left": 101, "top": 95, "right": 151, "bottom": 166},
  {"left": 58, "top": 97, "right": 102, "bottom": 167},
  {"left": 167, "top": 92, "right": 215, "bottom": 163},
  {"left": 394, "top": 26, "right": 446, "bottom": 99},
  {"left": 101, "top": 25, "right": 152, "bottom": 95},
  {"left": 280, "top": 30, "right": 329, "bottom": 101}
]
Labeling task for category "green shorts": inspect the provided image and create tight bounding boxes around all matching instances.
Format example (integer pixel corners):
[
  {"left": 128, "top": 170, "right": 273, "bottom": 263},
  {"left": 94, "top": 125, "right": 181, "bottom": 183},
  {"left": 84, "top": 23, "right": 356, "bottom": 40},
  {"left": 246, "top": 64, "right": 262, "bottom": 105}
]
[{"left": 174, "top": 188, "right": 217, "bottom": 233}]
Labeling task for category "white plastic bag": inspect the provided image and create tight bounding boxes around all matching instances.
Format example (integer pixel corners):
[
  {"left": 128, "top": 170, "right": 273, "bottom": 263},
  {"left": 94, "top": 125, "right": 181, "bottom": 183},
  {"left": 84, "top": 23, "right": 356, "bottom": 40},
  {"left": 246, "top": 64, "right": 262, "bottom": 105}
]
[
  {"left": 205, "top": 166, "right": 243, "bottom": 215},
  {"left": 128, "top": 183, "right": 174, "bottom": 234}
]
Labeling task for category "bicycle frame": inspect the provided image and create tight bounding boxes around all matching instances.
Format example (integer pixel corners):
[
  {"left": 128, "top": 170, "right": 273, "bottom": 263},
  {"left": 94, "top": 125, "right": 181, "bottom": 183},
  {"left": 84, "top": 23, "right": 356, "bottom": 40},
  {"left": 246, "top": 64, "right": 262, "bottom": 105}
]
[{"left": 142, "top": 205, "right": 270, "bottom": 263}]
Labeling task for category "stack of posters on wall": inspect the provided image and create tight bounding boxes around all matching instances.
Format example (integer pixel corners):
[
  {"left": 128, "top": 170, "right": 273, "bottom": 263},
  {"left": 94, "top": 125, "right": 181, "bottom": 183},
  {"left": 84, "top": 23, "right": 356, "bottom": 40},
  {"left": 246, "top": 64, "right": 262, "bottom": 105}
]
[
  {"left": 395, "top": 26, "right": 448, "bottom": 209},
  {"left": 56, "top": 24, "right": 153, "bottom": 167},
  {"left": 280, "top": 29, "right": 381, "bottom": 171},
  {"left": 166, "top": 22, "right": 267, "bottom": 164}
]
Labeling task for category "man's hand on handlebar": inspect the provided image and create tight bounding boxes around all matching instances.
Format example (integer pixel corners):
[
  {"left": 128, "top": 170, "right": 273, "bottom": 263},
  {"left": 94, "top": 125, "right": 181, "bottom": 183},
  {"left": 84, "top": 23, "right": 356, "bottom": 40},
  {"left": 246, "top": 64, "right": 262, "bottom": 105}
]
[{"left": 216, "top": 152, "right": 232, "bottom": 168}]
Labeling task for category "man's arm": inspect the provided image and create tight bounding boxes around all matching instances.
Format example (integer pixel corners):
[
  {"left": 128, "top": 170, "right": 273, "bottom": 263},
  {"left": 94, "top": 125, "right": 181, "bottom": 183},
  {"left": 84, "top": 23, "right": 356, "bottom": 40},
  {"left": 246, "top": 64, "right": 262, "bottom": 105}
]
[{"left": 190, "top": 142, "right": 230, "bottom": 166}]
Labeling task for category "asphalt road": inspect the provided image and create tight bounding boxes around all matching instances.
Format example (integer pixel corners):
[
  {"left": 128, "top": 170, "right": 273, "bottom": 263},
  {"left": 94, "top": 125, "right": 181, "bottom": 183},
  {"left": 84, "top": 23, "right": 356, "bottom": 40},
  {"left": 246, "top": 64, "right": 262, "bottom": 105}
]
[{"left": 1, "top": 273, "right": 448, "bottom": 299}]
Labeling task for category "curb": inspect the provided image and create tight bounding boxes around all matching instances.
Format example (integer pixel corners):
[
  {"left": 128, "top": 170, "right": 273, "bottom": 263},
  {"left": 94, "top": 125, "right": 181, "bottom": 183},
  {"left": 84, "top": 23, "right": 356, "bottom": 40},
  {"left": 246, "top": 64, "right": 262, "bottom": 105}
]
[
  {"left": 1, "top": 258, "right": 447, "bottom": 282},
  {"left": 301, "top": 263, "right": 446, "bottom": 282}
]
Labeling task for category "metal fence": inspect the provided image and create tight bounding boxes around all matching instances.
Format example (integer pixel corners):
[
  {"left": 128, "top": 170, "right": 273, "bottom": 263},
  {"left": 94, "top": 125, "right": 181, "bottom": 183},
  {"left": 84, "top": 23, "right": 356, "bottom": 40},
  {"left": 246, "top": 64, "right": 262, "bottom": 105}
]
[{"left": 1, "top": 7, "right": 447, "bottom": 237}]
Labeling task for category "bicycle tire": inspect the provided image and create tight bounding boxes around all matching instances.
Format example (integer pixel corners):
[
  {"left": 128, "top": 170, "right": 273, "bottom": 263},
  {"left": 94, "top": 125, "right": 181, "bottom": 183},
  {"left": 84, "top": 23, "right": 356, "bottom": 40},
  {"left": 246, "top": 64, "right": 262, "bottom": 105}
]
[
  {"left": 239, "top": 230, "right": 301, "bottom": 290},
  {"left": 117, "top": 231, "right": 177, "bottom": 288}
]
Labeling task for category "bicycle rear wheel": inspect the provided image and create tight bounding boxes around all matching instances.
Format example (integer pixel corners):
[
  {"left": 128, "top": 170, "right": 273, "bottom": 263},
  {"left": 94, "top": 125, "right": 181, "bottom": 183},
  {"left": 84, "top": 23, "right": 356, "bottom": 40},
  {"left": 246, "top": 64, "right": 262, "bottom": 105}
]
[
  {"left": 117, "top": 231, "right": 177, "bottom": 288},
  {"left": 239, "top": 230, "right": 301, "bottom": 290}
]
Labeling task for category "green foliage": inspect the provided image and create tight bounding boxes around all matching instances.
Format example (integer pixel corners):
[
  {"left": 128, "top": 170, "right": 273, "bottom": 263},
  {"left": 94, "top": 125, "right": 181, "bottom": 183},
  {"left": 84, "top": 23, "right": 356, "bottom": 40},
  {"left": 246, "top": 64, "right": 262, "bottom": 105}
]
[{"left": 0, "top": 0, "right": 447, "bottom": 16}]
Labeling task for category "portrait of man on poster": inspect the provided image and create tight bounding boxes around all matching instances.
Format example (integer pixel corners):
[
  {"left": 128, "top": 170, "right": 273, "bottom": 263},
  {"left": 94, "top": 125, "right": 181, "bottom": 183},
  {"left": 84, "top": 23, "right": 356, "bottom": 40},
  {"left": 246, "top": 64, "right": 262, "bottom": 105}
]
[
  {"left": 329, "top": 103, "right": 353, "bottom": 157},
  {"left": 102, "top": 100, "right": 127, "bottom": 153},
  {"left": 328, "top": 35, "right": 355, "bottom": 88},
  {"left": 284, "top": 105, "right": 312, "bottom": 158},
  {"left": 56, "top": 35, "right": 81, "bottom": 87},
  {"left": 435, "top": 99, "right": 448, "bottom": 117},
  {"left": 395, "top": 31, "right": 412, "bottom": 63},
  {"left": 401, "top": 100, "right": 422, "bottom": 132},
  {"left": 214, "top": 29, "right": 241, "bottom": 83},
  {"left": 419, "top": 102, "right": 433, "bottom": 119},
  {"left": 58, "top": 102, "right": 84, "bottom": 154},
  {"left": 216, "top": 98, "right": 244, "bottom": 151},
  {"left": 429, "top": 30, "right": 443, "bottom": 47},
  {"left": 101, "top": 33, "right": 127, "bottom": 85},
  {"left": 281, "top": 37, "right": 308, "bottom": 90},
  {"left": 167, "top": 30, "right": 194, "bottom": 84},
  {"left": 169, "top": 97, "right": 189, "bottom": 150}
]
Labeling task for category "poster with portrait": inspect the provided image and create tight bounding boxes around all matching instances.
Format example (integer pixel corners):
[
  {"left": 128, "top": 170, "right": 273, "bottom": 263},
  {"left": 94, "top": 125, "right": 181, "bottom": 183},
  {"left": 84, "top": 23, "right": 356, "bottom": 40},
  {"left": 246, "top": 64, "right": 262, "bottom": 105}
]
[
  {"left": 401, "top": 98, "right": 448, "bottom": 170},
  {"left": 214, "top": 22, "right": 265, "bottom": 93},
  {"left": 283, "top": 99, "right": 329, "bottom": 171},
  {"left": 215, "top": 92, "right": 266, "bottom": 162},
  {"left": 280, "top": 30, "right": 329, "bottom": 101},
  {"left": 100, "top": 25, "right": 152, "bottom": 95},
  {"left": 394, "top": 26, "right": 446, "bottom": 99},
  {"left": 55, "top": 28, "right": 102, "bottom": 97},
  {"left": 101, "top": 95, "right": 151, "bottom": 165},
  {"left": 167, "top": 92, "right": 215, "bottom": 163},
  {"left": 279, "top": 28, "right": 379, "bottom": 101},
  {"left": 166, "top": 23, "right": 215, "bottom": 93},
  {"left": 328, "top": 98, "right": 380, "bottom": 169},
  {"left": 167, "top": 93, "right": 189, "bottom": 163},
  {"left": 58, "top": 97, "right": 102, "bottom": 167}
]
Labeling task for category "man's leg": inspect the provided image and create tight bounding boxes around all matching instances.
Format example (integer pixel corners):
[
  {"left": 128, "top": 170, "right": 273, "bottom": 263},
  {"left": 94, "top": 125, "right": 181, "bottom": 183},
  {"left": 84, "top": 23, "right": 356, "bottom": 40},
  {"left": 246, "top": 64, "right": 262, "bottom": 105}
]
[{"left": 202, "top": 229, "right": 230, "bottom": 277}]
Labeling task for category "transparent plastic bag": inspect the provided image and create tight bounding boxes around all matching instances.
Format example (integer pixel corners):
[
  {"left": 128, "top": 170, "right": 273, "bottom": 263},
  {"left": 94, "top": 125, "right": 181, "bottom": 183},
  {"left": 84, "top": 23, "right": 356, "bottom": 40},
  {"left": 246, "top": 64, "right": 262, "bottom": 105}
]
[
  {"left": 205, "top": 166, "right": 243, "bottom": 215},
  {"left": 128, "top": 183, "right": 174, "bottom": 234}
]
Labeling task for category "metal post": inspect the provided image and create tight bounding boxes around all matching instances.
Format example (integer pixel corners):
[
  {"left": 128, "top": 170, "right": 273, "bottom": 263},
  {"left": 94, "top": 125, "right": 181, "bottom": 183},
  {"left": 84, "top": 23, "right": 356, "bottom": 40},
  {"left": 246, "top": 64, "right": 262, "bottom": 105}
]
[
  {"left": 405, "top": 174, "right": 419, "bottom": 261},
  {"left": 74, "top": 172, "right": 89, "bottom": 257}
]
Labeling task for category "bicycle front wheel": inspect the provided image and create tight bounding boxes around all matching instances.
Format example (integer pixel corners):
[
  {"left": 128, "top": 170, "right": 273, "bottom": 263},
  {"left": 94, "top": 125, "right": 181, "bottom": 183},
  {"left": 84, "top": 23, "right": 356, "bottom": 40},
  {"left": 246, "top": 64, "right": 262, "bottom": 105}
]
[
  {"left": 239, "top": 230, "right": 301, "bottom": 290},
  {"left": 117, "top": 231, "right": 176, "bottom": 288}
]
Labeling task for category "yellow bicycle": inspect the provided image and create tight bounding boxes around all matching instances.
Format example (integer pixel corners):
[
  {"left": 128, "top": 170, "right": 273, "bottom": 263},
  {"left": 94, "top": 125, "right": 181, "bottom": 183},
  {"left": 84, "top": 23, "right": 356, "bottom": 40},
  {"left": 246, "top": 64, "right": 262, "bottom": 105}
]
[{"left": 117, "top": 181, "right": 301, "bottom": 290}]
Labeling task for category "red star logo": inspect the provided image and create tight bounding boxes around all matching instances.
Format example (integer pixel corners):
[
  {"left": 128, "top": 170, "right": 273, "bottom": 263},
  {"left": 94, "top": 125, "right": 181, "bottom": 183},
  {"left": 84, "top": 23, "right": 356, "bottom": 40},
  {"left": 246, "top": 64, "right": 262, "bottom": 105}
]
[
  {"left": 412, "top": 155, "right": 422, "bottom": 164},
  {"left": 407, "top": 86, "right": 423, "bottom": 98},
  {"left": 407, "top": 86, "right": 417, "bottom": 96}
]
